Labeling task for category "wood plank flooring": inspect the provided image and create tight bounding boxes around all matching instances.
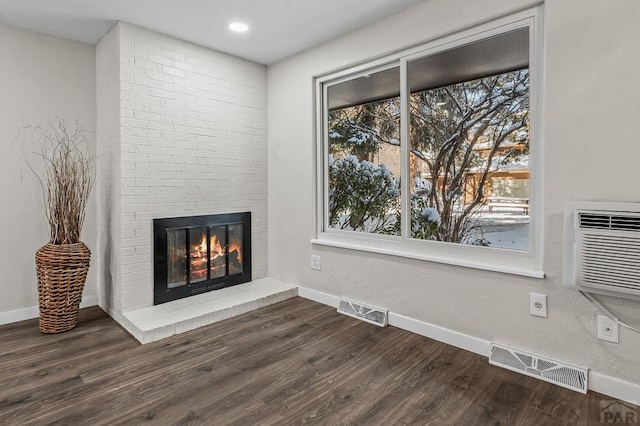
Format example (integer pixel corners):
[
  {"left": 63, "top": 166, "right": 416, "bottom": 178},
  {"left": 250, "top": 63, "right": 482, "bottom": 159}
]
[{"left": 0, "top": 297, "right": 634, "bottom": 425}]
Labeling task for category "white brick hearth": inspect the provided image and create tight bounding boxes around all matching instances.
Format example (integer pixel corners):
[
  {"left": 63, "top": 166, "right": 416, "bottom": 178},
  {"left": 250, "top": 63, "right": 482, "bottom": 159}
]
[
  {"left": 121, "top": 278, "right": 297, "bottom": 344},
  {"left": 96, "top": 22, "right": 271, "bottom": 343}
]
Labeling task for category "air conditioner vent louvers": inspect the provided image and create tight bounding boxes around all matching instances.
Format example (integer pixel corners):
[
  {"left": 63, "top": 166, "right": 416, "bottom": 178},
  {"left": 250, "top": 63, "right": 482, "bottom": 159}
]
[
  {"left": 566, "top": 203, "right": 640, "bottom": 302},
  {"left": 579, "top": 212, "right": 640, "bottom": 232},
  {"left": 489, "top": 344, "right": 588, "bottom": 394},
  {"left": 578, "top": 232, "right": 640, "bottom": 293}
]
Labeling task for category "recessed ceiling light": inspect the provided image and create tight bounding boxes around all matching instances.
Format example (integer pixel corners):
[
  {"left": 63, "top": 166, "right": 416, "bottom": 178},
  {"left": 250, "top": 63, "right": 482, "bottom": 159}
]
[{"left": 229, "top": 22, "right": 249, "bottom": 33}]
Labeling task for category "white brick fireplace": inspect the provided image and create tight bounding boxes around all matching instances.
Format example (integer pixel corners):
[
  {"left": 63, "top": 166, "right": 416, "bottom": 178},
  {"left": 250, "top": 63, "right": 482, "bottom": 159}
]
[{"left": 96, "top": 22, "right": 295, "bottom": 343}]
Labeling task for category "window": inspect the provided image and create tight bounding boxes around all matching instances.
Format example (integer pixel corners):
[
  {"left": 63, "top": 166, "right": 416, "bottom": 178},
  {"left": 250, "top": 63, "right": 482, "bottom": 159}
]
[
  {"left": 314, "top": 8, "right": 543, "bottom": 278},
  {"left": 327, "top": 66, "right": 401, "bottom": 235}
]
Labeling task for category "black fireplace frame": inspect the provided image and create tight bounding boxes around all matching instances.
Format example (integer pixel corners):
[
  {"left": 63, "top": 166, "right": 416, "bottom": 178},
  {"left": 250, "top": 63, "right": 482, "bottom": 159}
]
[{"left": 153, "top": 212, "right": 251, "bottom": 305}]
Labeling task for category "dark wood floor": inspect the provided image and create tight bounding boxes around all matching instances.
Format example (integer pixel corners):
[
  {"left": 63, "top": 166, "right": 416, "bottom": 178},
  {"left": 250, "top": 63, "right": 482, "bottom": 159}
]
[{"left": 0, "top": 297, "right": 632, "bottom": 425}]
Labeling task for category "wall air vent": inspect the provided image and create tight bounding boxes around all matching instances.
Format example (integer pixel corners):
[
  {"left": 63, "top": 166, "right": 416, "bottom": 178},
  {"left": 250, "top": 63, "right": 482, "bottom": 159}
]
[
  {"left": 489, "top": 343, "right": 588, "bottom": 394},
  {"left": 337, "top": 298, "right": 388, "bottom": 327},
  {"left": 564, "top": 201, "right": 640, "bottom": 301}
]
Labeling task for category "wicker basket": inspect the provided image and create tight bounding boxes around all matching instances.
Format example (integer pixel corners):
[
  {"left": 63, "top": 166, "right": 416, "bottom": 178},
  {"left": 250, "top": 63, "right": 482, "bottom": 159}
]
[{"left": 35, "top": 242, "right": 91, "bottom": 334}]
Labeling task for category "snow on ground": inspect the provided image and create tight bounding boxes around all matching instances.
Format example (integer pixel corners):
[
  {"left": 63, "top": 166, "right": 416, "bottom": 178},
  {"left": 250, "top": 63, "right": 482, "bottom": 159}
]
[
  {"left": 328, "top": 205, "right": 530, "bottom": 251},
  {"left": 484, "top": 223, "right": 529, "bottom": 250},
  {"left": 477, "top": 207, "right": 529, "bottom": 251}
]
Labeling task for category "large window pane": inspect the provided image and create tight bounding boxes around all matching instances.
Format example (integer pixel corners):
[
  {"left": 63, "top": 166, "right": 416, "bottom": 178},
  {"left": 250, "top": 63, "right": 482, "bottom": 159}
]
[
  {"left": 408, "top": 30, "right": 530, "bottom": 250},
  {"left": 322, "top": 30, "right": 531, "bottom": 247},
  {"left": 326, "top": 67, "right": 401, "bottom": 235},
  {"left": 317, "top": 10, "right": 543, "bottom": 275}
]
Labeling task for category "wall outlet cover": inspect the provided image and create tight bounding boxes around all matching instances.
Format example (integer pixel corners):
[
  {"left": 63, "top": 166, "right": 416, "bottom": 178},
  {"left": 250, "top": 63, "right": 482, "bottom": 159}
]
[
  {"left": 310, "top": 255, "right": 321, "bottom": 270},
  {"left": 530, "top": 293, "right": 548, "bottom": 318},
  {"left": 597, "top": 314, "right": 619, "bottom": 343}
]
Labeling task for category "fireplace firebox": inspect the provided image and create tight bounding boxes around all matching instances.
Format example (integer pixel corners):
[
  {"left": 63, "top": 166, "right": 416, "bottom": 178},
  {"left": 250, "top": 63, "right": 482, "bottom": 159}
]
[{"left": 153, "top": 212, "right": 251, "bottom": 305}]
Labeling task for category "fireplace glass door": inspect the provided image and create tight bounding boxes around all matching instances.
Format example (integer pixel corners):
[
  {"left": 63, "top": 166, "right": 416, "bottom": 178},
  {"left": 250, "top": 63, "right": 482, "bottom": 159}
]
[
  {"left": 189, "top": 227, "right": 208, "bottom": 284},
  {"left": 209, "top": 226, "right": 227, "bottom": 279},
  {"left": 154, "top": 212, "right": 252, "bottom": 305},
  {"left": 165, "top": 224, "right": 245, "bottom": 288},
  {"left": 167, "top": 229, "right": 187, "bottom": 288},
  {"left": 228, "top": 224, "right": 243, "bottom": 275}
]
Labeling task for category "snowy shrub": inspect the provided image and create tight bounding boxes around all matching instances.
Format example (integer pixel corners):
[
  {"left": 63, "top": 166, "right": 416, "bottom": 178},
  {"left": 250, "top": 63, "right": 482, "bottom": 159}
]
[
  {"left": 328, "top": 155, "right": 400, "bottom": 233},
  {"left": 382, "top": 178, "right": 441, "bottom": 239},
  {"left": 408, "top": 192, "right": 440, "bottom": 240}
]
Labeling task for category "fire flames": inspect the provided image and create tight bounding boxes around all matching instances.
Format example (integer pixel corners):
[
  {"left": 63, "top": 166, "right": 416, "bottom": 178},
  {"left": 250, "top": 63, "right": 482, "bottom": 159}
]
[
  {"left": 189, "top": 235, "right": 208, "bottom": 281},
  {"left": 189, "top": 234, "right": 242, "bottom": 281},
  {"left": 209, "top": 234, "right": 242, "bottom": 264},
  {"left": 210, "top": 235, "right": 224, "bottom": 260}
]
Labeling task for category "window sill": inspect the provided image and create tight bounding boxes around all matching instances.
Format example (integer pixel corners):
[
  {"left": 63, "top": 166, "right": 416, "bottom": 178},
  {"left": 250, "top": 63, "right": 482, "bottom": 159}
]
[{"left": 311, "top": 233, "right": 544, "bottom": 279}]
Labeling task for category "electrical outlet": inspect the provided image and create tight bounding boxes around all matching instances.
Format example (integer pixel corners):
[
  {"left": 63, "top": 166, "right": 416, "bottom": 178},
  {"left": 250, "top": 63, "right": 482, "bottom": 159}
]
[
  {"left": 530, "top": 293, "right": 547, "bottom": 317},
  {"left": 597, "top": 314, "right": 619, "bottom": 343},
  {"left": 310, "top": 255, "right": 321, "bottom": 270}
]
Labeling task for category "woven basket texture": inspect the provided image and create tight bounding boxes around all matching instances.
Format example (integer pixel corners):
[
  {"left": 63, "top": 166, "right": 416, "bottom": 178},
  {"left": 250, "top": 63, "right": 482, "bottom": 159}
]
[{"left": 35, "top": 242, "right": 91, "bottom": 334}]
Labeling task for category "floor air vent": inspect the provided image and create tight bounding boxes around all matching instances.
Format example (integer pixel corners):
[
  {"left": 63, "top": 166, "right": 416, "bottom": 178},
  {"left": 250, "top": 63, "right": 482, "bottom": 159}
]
[
  {"left": 337, "top": 299, "right": 388, "bottom": 327},
  {"left": 489, "top": 343, "right": 588, "bottom": 394}
]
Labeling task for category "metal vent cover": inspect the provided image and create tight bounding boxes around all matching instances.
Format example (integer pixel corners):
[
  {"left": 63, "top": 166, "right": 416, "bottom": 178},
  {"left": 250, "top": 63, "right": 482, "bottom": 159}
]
[
  {"left": 489, "top": 343, "right": 588, "bottom": 394},
  {"left": 337, "top": 299, "right": 388, "bottom": 327}
]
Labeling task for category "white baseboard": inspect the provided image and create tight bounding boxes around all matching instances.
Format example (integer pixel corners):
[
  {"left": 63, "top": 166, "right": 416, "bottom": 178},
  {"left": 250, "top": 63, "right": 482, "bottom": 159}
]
[
  {"left": 590, "top": 371, "right": 640, "bottom": 406},
  {"left": 0, "top": 296, "right": 98, "bottom": 325},
  {"left": 388, "top": 311, "right": 491, "bottom": 357},
  {"left": 297, "top": 285, "right": 640, "bottom": 405},
  {"left": 297, "top": 286, "right": 490, "bottom": 357},
  {"left": 297, "top": 286, "right": 341, "bottom": 308}
]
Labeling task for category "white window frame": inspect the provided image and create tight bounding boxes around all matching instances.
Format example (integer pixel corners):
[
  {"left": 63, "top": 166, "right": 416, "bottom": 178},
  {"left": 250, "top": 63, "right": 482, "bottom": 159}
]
[{"left": 312, "top": 6, "right": 544, "bottom": 279}]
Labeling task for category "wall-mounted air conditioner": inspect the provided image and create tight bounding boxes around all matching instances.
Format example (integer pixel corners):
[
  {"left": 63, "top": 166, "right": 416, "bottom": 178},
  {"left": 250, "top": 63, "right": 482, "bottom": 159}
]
[{"left": 564, "top": 201, "right": 640, "bottom": 301}]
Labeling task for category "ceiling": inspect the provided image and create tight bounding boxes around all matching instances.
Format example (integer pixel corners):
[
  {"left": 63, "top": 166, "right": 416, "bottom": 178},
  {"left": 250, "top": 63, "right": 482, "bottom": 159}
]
[{"left": 0, "top": 0, "right": 425, "bottom": 64}]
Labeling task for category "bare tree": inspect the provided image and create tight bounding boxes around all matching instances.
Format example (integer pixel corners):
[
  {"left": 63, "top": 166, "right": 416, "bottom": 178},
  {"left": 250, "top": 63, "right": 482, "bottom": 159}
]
[{"left": 410, "top": 69, "right": 529, "bottom": 243}]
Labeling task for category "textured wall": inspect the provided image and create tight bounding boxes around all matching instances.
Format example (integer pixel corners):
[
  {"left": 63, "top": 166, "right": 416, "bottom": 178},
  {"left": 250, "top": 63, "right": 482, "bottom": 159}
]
[
  {"left": 96, "top": 24, "right": 122, "bottom": 317},
  {"left": 0, "top": 23, "right": 96, "bottom": 316},
  {"left": 267, "top": 0, "right": 640, "bottom": 388},
  {"left": 97, "top": 22, "right": 268, "bottom": 314}
]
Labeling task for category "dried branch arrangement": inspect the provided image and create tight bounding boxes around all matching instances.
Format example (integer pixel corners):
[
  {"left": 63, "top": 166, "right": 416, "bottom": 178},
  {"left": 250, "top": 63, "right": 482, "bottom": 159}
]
[{"left": 27, "top": 120, "right": 95, "bottom": 245}]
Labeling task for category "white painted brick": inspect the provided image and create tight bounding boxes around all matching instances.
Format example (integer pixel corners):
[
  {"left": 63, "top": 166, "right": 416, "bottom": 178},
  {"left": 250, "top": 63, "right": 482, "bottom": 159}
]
[
  {"left": 97, "top": 22, "right": 268, "bottom": 316},
  {"left": 161, "top": 65, "right": 185, "bottom": 78},
  {"left": 147, "top": 52, "right": 175, "bottom": 66},
  {"left": 121, "top": 186, "right": 149, "bottom": 196},
  {"left": 133, "top": 58, "right": 162, "bottom": 71},
  {"left": 135, "top": 246, "right": 151, "bottom": 255},
  {"left": 121, "top": 255, "right": 151, "bottom": 268},
  {"left": 121, "top": 237, "right": 152, "bottom": 248}
]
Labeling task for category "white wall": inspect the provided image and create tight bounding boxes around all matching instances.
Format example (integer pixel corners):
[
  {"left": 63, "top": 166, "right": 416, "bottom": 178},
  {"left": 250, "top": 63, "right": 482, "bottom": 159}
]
[
  {"left": 0, "top": 24, "right": 96, "bottom": 317},
  {"left": 97, "top": 23, "right": 268, "bottom": 317},
  {"left": 268, "top": 0, "right": 640, "bottom": 390},
  {"left": 96, "top": 22, "right": 122, "bottom": 317}
]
